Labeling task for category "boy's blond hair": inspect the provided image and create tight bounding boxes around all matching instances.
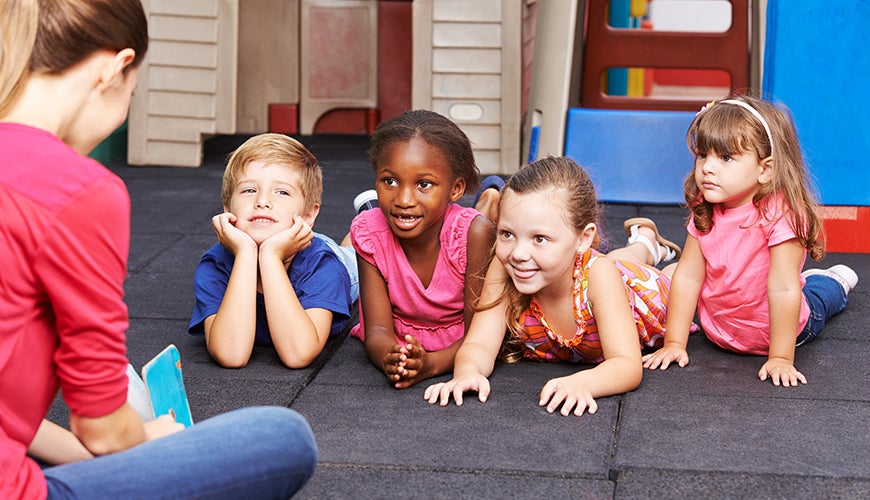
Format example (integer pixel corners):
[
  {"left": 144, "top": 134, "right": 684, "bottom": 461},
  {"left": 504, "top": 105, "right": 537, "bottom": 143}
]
[{"left": 222, "top": 133, "right": 322, "bottom": 214}]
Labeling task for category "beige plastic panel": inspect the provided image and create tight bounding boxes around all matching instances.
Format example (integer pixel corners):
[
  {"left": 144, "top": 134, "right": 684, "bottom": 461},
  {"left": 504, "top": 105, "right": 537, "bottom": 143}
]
[
  {"left": 129, "top": 0, "right": 238, "bottom": 167},
  {"left": 520, "top": 0, "right": 584, "bottom": 163},
  {"left": 237, "top": 0, "right": 299, "bottom": 133},
  {"left": 432, "top": 23, "right": 502, "bottom": 47},
  {"left": 433, "top": 48, "right": 502, "bottom": 74},
  {"left": 299, "top": 0, "right": 377, "bottom": 135},
  {"left": 413, "top": 0, "right": 522, "bottom": 174}
]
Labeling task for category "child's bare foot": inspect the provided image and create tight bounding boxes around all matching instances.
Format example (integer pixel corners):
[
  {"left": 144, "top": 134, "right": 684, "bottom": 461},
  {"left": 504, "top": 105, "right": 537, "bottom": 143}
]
[
  {"left": 474, "top": 188, "right": 500, "bottom": 222},
  {"left": 472, "top": 176, "right": 504, "bottom": 221}
]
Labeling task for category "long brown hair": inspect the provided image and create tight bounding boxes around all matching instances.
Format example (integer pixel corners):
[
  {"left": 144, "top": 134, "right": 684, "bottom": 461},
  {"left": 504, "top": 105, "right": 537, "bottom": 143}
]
[
  {"left": 0, "top": 0, "right": 148, "bottom": 116},
  {"left": 685, "top": 94, "right": 825, "bottom": 260},
  {"left": 488, "top": 156, "right": 602, "bottom": 362}
]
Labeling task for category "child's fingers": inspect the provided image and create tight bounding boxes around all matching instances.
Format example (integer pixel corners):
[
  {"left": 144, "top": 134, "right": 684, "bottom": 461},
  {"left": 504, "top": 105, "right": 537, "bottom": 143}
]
[
  {"left": 423, "top": 383, "right": 445, "bottom": 404},
  {"left": 677, "top": 355, "right": 689, "bottom": 368},
  {"left": 403, "top": 335, "right": 422, "bottom": 349},
  {"left": 476, "top": 378, "right": 491, "bottom": 403},
  {"left": 539, "top": 381, "right": 564, "bottom": 413},
  {"left": 402, "top": 355, "right": 422, "bottom": 372},
  {"left": 449, "top": 384, "right": 464, "bottom": 407},
  {"left": 576, "top": 397, "right": 598, "bottom": 416},
  {"left": 559, "top": 395, "right": 577, "bottom": 416}
]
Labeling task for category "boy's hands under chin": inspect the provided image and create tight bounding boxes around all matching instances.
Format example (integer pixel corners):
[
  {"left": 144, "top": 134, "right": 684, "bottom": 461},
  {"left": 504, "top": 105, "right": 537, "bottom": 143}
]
[
  {"left": 212, "top": 212, "right": 257, "bottom": 255},
  {"left": 259, "top": 215, "right": 313, "bottom": 264}
]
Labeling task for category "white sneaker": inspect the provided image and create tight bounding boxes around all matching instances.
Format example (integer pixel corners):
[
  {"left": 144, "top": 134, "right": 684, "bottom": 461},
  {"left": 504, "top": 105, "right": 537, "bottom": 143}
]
[
  {"left": 802, "top": 264, "right": 859, "bottom": 295},
  {"left": 353, "top": 189, "right": 378, "bottom": 213}
]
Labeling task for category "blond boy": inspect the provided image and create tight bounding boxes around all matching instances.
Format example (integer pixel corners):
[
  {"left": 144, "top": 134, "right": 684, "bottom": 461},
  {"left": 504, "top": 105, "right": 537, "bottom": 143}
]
[{"left": 189, "top": 134, "right": 355, "bottom": 368}]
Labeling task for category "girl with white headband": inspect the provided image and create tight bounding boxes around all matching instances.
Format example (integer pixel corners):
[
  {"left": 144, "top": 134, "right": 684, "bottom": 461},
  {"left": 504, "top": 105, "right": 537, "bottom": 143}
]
[{"left": 642, "top": 94, "right": 857, "bottom": 387}]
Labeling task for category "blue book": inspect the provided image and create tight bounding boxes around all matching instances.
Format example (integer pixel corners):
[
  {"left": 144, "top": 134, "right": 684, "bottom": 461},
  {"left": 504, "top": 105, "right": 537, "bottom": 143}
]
[{"left": 127, "top": 344, "right": 194, "bottom": 427}]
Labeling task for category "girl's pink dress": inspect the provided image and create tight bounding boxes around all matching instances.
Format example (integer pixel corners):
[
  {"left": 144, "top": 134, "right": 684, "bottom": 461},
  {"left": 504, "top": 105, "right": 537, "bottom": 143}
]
[{"left": 350, "top": 204, "right": 481, "bottom": 351}]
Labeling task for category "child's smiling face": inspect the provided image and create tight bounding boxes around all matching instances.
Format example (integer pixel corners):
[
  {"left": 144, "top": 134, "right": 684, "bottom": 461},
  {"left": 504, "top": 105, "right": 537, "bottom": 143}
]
[
  {"left": 374, "top": 136, "right": 465, "bottom": 242},
  {"left": 495, "top": 189, "right": 592, "bottom": 298},
  {"left": 226, "top": 161, "right": 316, "bottom": 245}
]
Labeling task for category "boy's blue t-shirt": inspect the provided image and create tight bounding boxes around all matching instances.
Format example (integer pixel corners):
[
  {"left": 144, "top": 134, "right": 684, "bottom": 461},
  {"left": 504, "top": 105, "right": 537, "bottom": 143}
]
[{"left": 189, "top": 237, "right": 352, "bottom": 344}]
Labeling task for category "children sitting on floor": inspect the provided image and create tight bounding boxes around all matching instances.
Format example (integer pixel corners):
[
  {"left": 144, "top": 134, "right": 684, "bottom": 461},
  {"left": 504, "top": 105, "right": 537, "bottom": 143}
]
[{"left": 642, "top": 95, "right": 858, "bottom": 386}]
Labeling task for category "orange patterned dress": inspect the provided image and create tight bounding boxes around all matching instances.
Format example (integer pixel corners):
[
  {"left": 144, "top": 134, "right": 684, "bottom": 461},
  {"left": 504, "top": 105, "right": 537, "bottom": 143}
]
[{"left": 517, "top": 249, "right": 673, "bottom": 363}]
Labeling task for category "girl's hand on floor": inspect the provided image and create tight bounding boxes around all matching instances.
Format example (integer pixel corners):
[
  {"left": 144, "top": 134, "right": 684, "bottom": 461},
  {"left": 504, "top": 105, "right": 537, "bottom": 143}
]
[
  {"left": 758, "top": 358, "right": 807, "bottom": 387},
  {"left": 424, "top": 374, "right": 491, "bottom": 406},
  {"left": 641, "top": 344, "right": 690, "bottom": 370},
  {"left": 539, "top": 376, "right": 598, "bottom": 417}
]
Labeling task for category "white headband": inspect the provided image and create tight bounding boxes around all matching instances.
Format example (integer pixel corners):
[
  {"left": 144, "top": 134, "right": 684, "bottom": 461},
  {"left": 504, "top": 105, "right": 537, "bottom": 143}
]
[{"left": 719, "top": 99, "right": 775, "bottom": 156}]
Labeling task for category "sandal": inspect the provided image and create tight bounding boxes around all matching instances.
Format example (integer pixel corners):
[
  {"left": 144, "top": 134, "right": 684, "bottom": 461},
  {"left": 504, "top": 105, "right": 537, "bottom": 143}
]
[{"left": 623, "top": 217, "right": 681, "bottom": 265}]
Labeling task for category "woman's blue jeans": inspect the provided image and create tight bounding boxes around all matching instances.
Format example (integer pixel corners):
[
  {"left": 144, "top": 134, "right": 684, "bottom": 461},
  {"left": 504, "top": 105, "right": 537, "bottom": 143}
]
[
  {"left": 796, "top": 274, "right": 849, "bottom": 346},
  {"left": 43, "top": 406, "right": 316, "bottom": 499}
]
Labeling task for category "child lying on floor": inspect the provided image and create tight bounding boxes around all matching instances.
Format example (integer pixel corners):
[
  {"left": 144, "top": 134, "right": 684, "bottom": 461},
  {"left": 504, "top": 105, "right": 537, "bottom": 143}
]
[
  {"left": 425, "top": 156, "right": 683, "bottom": 416},
  {"left": 189, "top": 134, "right": 356, "bottom": 368}
]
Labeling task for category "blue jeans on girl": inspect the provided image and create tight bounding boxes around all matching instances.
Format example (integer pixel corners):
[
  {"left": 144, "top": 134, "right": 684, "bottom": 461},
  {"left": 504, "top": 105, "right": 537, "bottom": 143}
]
[{"left": 796, "top": 274, "right": 849, "bottom": 346}]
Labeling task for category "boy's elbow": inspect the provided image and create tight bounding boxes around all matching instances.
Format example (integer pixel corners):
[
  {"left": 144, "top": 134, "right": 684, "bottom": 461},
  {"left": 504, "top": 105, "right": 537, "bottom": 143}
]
[
  {"left": 278, "top": 349, "right": 318, "bottom": 369},
  {"left": 208, "top": 347, "right": 250, "bottom": 369}
]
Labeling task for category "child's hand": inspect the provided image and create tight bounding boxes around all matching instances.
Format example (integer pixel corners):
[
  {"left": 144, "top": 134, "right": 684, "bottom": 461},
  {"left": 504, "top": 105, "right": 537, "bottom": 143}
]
[
  {"left": 382, "top": 343, "right": 407, "bottom": 384},
  {"left": 212, "top": 212, "right": 256, "bottom": 255},
  {"left": 641, "top": 344, "right": 690, "bottom": 370},
  {"left": 539, "top": 375, "right": 598, "bottom": 417},
  {"left": 424, "top": 374, "right": 491, "bottom": 406},
  {"left": 260, "top": 215, "right": 313, "bottom": 263},
  {"left": 381, "top": 336, "right": 429, "bottom": 389},
  {"left": 758, "top": 358, "right": 807, "bottom": 387},
  {"left": 392, "top": 336, "right": 429, "bottom": 389}
]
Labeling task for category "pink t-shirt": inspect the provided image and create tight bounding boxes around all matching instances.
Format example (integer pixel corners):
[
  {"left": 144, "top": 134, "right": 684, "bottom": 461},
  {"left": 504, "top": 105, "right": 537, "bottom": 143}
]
[
  {"left": 689, "top": 200, "right": 810, "bottom": 355},
  {"left": 1, "top": 123, "right": 130, "bottom": 499},
  {"left": 350, "top": 204, "right": 480, "bottom": 351}
]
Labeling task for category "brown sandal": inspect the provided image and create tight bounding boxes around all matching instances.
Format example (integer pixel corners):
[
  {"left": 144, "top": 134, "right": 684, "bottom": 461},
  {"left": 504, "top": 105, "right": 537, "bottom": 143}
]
[{"left": 623, "top": 217, "right": 682, "bottom": 265}]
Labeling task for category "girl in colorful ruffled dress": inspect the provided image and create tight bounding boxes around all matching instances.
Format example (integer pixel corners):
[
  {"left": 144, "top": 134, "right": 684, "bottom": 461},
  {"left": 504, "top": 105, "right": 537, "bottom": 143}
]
[{"left": 425, "top": 156, "right": 682, "bottom": 416}]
